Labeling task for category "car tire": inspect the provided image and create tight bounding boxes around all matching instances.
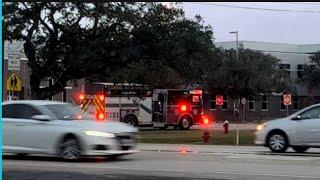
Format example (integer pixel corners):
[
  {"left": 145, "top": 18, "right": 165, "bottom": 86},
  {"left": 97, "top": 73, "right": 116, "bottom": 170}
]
[
  {"left": 60, "top": 138, "right": 81, "bottom": 161},
  {"left": 179, "top": 116, "right": 192, "bottom": 130},
  {"left": 267, "top": 132, "right": 288, "bottom": 153},
  {"left": 124, "top": 115, "right": 137, "bottom": 127},
  {"left": 292, "top": 146, "right": 309, "bottom": 153}
]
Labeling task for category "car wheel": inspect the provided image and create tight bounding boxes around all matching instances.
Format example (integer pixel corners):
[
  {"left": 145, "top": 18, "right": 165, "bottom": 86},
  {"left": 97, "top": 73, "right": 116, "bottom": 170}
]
[
  {"left": 179, "top": 117, "right": 192, "bottom": 130},
  {"left": 267, "top": 132, "right": 288, "bottom": 153},
  {"left": 292, "top": 146, "right": 309, "bottom": 153},
  {"left": 124, "top": 115, "right": 137, "bottom": 127},
  {"left": 60, "top": 138, "right": 81, "bottom": 160}
]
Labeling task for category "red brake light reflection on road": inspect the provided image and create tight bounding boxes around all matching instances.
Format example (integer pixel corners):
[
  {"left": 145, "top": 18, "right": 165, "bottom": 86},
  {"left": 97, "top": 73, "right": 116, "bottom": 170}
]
[{"left": 180, "top": 147, "right": 188, "bottom": 154}]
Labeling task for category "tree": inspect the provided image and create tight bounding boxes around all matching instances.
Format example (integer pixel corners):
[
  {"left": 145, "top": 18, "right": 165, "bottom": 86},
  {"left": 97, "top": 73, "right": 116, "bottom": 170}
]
[
  {"left": 108, "top": 4, "right": 216, "bottom": 89},
  {"left": 4, "top": 2, "right": 144, "bottom": 99},
  {"left": 208, "top": 47, "right": 291, "bottom": 100},
  {"left": 3, "top": 2, "right": 219, "bottom": 99},
  {"left": 299, "top": 51, "right": 320, "bottom": 104}
]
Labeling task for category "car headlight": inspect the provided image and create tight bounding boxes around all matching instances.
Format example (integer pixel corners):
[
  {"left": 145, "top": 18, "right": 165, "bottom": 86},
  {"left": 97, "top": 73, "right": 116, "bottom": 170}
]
[
  {"left": 83, "top": 130, "right": 115, "bottom": 138},
  {"left": 256, "top": 123, "right": 267, "bottom": 131}
]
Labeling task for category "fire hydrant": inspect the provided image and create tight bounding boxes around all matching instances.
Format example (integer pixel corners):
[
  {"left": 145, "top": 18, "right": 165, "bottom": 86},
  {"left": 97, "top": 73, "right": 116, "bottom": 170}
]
[
  {"left": 202, "top": 129, "right": 211, "bottom": 144},
  {"left": 223, "top": 120, "right": 229, "bottom": 134}
]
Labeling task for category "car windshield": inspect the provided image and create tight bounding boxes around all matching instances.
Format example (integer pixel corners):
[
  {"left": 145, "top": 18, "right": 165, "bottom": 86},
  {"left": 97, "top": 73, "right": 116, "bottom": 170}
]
[{"left": 45, "top": 104, "right": 93, "bottom": 120}]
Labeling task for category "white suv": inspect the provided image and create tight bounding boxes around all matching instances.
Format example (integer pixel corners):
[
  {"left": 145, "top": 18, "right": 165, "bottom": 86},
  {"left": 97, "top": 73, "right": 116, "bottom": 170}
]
[{"left": 255, "top": 103, "right": 320, "bottom": 153}]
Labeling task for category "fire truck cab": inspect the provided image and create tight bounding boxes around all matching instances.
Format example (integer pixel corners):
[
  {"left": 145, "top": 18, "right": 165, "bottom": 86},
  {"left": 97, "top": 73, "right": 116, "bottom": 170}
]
[{"left": 152, "top": 89, "right": 203, "bottom": 130}]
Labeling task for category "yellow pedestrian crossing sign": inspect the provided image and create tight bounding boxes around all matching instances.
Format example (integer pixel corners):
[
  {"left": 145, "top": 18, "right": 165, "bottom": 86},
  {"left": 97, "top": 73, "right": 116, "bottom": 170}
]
[{"left": 7, "top": 73, "right": 22, "bottom": 91}]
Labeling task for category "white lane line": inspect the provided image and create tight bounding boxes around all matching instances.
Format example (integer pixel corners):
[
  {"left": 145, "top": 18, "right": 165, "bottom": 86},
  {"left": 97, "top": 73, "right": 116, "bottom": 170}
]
[{"left": 4, "top": 161, "right": 320, "bottom": 179}]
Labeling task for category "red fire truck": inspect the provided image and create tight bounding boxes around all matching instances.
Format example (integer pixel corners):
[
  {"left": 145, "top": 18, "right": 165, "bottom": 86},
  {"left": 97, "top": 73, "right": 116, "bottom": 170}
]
[{"left": 78, "top": 83, "right": 204, "bottom": 130}]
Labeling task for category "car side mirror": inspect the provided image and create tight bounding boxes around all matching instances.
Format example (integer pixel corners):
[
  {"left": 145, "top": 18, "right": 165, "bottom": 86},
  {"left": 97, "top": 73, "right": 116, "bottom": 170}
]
[
  {"left": 32, "top": 115, "right": 51, "bottom": 121},
  {"left": 291, "top": 115, "right": 301, "bottom": 121}
]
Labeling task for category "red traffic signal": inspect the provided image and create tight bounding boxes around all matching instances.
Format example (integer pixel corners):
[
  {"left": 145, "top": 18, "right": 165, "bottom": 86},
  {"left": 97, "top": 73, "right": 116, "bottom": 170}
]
[{"left": 216, "top": 95, "right": 223, "bottom": 106}]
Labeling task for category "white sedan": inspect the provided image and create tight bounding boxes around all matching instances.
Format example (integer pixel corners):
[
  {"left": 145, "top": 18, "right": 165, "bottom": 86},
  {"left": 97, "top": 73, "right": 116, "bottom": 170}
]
[
  {"left": 255, "top": 103, "right": 320, "bottom": 153},
  {"left": 2, "top": 100, "right": 138, "bottom": 160}
]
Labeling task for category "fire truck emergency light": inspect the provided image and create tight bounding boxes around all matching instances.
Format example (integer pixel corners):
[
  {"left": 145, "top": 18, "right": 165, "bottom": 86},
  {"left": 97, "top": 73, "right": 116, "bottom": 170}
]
[
  {"left": 98, "top": 94, "right": 105, "bottom": 101},
  {"left": 180, "top": 104, "right": 187, "bottom": 112},
  {"left": 96, "top": 112, "right": 105, "bottom": 121},
  {"left": 78, "top": 93, "right": 85, "bottom": 101},
  {"left": 202, "top": 115, "right": 212, "bottom": 126}
]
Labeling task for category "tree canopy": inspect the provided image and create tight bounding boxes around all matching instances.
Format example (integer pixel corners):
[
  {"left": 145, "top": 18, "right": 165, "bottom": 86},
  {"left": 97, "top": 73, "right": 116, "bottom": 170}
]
[
  {"left": 299, "top": 51, "right": 320, "bottom": 104},
  {"left": 3, "top": 2, "right": 288, "bottom": 100}
]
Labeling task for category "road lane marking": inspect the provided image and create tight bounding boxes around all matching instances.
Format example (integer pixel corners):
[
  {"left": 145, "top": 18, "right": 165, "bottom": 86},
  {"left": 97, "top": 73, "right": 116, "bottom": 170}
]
[{"left": 4, "top": 161, "right": 320, "bottom": 179}]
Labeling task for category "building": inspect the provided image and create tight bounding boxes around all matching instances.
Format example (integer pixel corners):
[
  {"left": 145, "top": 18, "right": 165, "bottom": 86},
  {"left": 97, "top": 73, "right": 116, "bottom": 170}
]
[{"left": 210, "top": 41, "right": 320, "bottom": 122}]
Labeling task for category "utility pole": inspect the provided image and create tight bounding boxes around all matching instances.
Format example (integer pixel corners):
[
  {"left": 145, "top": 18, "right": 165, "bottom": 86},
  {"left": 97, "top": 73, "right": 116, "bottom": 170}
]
[{"left": 229, "top": 31, "right": 240, "bottom": 145}]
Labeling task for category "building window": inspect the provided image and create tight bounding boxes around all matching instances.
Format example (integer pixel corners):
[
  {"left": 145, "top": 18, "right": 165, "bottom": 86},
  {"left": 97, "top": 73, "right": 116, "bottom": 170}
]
[
  {"left": 280, "top": 96, "right": 286, "bottom": 111},
  {"left": 279, "top": 63, "right": 291, "bottom": 78},
  {"left": 261, "top": 95, "right": 268, "bottom": 111},
  {"left": 210, "top": 99, "right": 216, "bottom": 110},
  {"left": 293, "top": 96, "right": 299, "bottom": 110},
  {"left": 248, "top": 97, "right": 255, "bottom": 111},
  {"left": 297, "top": 65, "right": 305, "bottom": 78},
  {"left": 222, "top": 96, "right": 228, "bottom": 110}
]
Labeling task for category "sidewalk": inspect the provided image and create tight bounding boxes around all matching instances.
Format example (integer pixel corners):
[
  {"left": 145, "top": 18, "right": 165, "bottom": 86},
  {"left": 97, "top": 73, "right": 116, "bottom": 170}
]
[
  {"left": 137, "top": 143, "right": 265, "bottom": 154},
  {"left": 192, "top": 123, "right": 258, "bottom": 130}
]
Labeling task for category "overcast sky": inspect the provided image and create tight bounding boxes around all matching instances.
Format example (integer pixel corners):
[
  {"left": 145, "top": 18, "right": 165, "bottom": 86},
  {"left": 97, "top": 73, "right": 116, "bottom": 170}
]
[{"left": 181, "top": 2, "right": 320, "bottom": 44}]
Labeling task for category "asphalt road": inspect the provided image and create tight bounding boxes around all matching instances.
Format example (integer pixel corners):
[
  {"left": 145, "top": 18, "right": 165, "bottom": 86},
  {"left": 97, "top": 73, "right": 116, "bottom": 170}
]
[{"left": 3, "top": 146, "right": 320, "bottom": 180}]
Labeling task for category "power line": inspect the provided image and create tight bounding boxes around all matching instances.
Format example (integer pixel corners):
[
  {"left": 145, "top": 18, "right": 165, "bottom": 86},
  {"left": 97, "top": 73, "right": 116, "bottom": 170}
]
[
  {"left": 188, "top": 2, "right": 320, "bottom": 14},
  {"left": 273, "top": 2, "right": 320, "bottom": 6}
]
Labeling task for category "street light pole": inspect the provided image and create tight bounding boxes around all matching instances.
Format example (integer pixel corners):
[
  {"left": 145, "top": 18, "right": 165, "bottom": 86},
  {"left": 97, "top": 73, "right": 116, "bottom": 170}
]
[{"left": 229, "top": 31, "right": 240, "bottom": 146}]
